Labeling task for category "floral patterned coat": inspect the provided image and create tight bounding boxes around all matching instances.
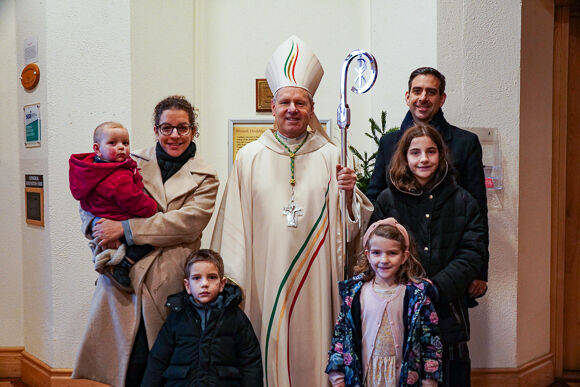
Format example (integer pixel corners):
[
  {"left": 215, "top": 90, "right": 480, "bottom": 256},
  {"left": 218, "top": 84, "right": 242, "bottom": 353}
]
[{"left": 325, "top": 273, "right": 443, "bottom": 387}]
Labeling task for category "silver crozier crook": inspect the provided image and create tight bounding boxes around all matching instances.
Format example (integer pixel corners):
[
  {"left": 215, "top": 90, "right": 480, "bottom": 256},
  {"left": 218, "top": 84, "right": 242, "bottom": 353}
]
[{"left": 337, "top": 50, "right": 377, "bottom": 279}]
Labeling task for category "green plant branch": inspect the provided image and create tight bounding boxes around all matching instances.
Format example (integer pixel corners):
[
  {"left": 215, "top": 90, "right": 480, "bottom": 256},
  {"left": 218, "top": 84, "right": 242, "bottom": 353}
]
[{"left": 349, "top": 111, "right": 399, "bottom": 192}]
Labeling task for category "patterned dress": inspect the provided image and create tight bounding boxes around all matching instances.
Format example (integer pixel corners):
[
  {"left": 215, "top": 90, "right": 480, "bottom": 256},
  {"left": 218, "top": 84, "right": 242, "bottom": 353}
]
[
  {"left": 326, "top": 274, "right": 443, "bottom": 387},
  {"left": 363, "top": 283, "right": 405, "bottom": 386}
]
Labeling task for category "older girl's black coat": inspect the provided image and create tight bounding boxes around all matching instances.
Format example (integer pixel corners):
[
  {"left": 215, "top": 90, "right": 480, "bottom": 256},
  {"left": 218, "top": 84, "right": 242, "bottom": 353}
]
[
  {"left": 370, "top": 173, "right": 486, "bottom": 344},
  {"left": 142, "top": 284, "right": 263, "bottom": 387}
]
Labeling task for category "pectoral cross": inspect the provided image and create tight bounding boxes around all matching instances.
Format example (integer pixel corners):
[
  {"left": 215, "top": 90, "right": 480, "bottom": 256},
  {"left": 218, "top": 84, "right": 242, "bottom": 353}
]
[{"left": 283, "top": 199, "right": 303, "bottom": 228}]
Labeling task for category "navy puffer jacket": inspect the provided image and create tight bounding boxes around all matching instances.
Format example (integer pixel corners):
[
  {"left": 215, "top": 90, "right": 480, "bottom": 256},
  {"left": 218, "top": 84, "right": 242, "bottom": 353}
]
[{"left": 142, "top": 284, "right": 263, "bottom": 387}]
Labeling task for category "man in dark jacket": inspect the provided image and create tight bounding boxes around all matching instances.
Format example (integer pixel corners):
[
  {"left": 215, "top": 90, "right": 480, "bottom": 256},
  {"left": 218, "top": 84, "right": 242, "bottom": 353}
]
[
  {"left": 366, "top": 67, "right": 489, "bottom": 300},
  {"left": 142, "top": 249, "right": 263, "bottom": 387}
]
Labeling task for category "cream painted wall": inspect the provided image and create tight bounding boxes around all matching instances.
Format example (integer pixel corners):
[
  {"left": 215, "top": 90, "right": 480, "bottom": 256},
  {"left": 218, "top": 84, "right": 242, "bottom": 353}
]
[
  {"left": 44, "top": 0, "right": 132, "bottom": 367},
  {"left": 14, "top": 0, "right": 52, "bottom": 362},
  {"left": 438, "top": 0, "right": 554, "bottom": 368},
  {"left": 5, "top": 0, "right": 133, "bottom": 368},
  {"left": 370, "top": 1, "right": 437, "bottom": 130},
  {"left": 438, "top": 0, "right": 522, "bottom": 368},
  {"left": 130, "top": 0, "right": 195, "bottom": 152},
  {"left": 0, "top": 0, "right": 24, "bottom": 347}
]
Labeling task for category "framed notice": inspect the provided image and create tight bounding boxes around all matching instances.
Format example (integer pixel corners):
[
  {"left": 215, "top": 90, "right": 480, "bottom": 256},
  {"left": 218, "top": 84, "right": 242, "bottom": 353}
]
[
  {"left": 24, "top": 103, "right": 41, "bottom": 148},
  {"left": 25, "top": 174, "right": 44, "bottom": 226},
  {"left": 228, "top": 119, "right": 331, "bottom": 172}
]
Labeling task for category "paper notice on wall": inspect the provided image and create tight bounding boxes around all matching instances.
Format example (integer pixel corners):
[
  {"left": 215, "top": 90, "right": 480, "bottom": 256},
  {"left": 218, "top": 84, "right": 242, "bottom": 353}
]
[{"left": 24, "top": 37, "right": 38, "bottom": 64}]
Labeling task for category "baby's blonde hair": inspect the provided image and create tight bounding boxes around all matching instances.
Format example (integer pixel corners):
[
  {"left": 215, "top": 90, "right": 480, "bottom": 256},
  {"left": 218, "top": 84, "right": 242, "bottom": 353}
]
[{"left": 93, "top": 121, "right": 126, "bottom": 143}]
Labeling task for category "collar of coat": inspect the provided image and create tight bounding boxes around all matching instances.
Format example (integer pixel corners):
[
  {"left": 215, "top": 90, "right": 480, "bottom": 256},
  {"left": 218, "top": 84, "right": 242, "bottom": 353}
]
[
  {"left": 130, "top": 145, "right": 217, "bottom": 211},
  {"left": 389, "top": 162, "right": 455, "bottom": 197},
  {"left": 259, "top": 128, "right": 330, "bottom": 156},
  {"left": 338, "top": 272, "right": 431, "bottom": 305},
  {"left": 401, "top": 109, "right": 452, "bottom": 144},
  {"left": 165, "top": 283, "right": 243, "bottom": 313}
]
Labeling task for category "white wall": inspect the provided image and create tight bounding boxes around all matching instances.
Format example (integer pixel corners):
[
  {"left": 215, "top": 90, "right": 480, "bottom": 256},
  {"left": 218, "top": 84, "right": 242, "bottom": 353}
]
[
  {"left": 3, "top": 0, "right": 133, "bottom": 368},
  {"left": 14, "top": 0, "right": 51, "bottom": 360},
  {"left": 0, "top": 0, "right": 24, "bottom": 347},
  {"left": 438, "top": 0, "right": 522, "bottom": 368},
  {"left": 438, "top": 0, "right": 554, "bottom": 368},
  {"left": 130, "top": 0, "right": 195, "bottom": 152},
  {"left": 45, "top": 0, "right": 133, "bottom": 367},
  {"left": 370, "top": 1, "right": 437, "bottom": 130}
]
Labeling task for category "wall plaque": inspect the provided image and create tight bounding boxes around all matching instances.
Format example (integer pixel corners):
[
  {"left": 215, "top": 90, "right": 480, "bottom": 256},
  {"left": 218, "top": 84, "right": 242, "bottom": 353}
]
[
  {"left": 228, "top": 119, "right": 330, "bottom": 172},
  {"left": 25, "top": 174, "right": 44, "bottom": 227},
  {"left": 256, "top": 79, "right": 273, "bottom": 112},
  {"left": 24, "top": 103, "right": 41, "bottom": 148}
]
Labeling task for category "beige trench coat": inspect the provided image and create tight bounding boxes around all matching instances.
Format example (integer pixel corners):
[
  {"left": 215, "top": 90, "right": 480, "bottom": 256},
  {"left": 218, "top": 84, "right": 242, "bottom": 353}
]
[{"left": 72, "top": 145, "right": 219, "bottom": 387}]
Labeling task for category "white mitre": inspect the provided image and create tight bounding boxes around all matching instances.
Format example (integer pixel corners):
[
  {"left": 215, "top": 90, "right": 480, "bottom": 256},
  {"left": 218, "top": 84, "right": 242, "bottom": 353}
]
[
  {"left": 266, "top": 35, "right": 330, "bottom": 141},
  {"left": 265, "top": 35, "right": 323, "bottom": 95}
]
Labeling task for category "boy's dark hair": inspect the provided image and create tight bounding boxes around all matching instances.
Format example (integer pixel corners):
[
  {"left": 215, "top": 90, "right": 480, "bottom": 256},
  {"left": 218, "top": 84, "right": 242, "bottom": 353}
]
[
  {"left": 184, "top": 249, "right": 224, "bottom": 279},
  {"left": 408, "top": 67, "right": 446, "bottom": 95},
  {"left": 153, "top": 95, "right": 198, "bottom": 131}
]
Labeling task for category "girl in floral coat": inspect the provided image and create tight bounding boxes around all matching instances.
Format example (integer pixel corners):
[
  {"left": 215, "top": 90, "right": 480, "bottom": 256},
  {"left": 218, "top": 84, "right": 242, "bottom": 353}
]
[{"left": 326, "top": 218, "right": 442, "bottom": 387}]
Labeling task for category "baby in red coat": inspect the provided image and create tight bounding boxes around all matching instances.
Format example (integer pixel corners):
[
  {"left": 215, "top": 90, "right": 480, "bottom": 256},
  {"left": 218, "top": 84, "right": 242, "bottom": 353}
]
[{"left": 69, "top": 122, "right": 157, "bottom": 292}]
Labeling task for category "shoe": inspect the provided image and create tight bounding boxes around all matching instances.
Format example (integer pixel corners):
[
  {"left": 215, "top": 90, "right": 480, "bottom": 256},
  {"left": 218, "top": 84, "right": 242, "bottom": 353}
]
[{"left": 103, "top": 264, "right": 134, "bottom": 293}]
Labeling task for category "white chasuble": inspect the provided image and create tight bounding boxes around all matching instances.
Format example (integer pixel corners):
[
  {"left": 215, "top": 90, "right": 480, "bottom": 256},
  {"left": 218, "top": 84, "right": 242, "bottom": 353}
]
[{"left": 211, "top": 129, "right": 372, "bottom": 387}]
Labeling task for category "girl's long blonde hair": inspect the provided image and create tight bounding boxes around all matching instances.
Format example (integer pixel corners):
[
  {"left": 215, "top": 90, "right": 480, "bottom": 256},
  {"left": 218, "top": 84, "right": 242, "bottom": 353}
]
[{"left": 355, "top": 224, "right": 426, "bottom": 284}]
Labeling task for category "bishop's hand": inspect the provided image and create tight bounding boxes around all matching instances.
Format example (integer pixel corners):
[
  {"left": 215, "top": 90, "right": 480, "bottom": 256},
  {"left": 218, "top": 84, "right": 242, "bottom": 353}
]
[{"left": 336, "top": 164, "right": 356, "bottom": 219}]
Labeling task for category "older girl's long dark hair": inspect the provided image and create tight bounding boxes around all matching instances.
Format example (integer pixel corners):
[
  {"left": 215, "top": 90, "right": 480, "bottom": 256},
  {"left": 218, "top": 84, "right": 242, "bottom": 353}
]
[{"left": 389, "top": 124, "right": 451, "bottom": 192}]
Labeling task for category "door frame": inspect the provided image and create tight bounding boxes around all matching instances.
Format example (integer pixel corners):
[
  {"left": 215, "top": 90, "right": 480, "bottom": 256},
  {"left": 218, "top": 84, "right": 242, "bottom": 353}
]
[{"left": 551, "top": 0, "right": 579, "bottom": 380}]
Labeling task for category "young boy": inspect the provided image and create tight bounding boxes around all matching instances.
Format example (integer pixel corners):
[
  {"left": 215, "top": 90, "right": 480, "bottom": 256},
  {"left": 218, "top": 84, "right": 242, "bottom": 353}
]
[
  {"left": 142, "top": 249, "right": 263, "bottom": 386},
  {"left": 69, "top": 121, "right": 157, "bottom": 292}
]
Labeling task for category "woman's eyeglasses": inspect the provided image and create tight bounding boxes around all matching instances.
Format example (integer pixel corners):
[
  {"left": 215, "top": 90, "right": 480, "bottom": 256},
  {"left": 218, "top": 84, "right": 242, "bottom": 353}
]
[{"left": 156, "top": 124, "right": 193, "bottom": 136}]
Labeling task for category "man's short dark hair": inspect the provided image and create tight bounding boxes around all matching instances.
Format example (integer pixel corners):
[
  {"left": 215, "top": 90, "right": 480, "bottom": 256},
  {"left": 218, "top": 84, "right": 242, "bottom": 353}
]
[{"left": 408, "top": 67, "right": 446, "bottom": 95}]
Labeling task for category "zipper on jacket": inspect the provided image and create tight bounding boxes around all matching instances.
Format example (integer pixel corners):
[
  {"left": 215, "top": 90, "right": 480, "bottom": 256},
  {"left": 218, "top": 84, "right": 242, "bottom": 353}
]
[{"left": 449, "top": 301, "right": 462, "bottom": 325}]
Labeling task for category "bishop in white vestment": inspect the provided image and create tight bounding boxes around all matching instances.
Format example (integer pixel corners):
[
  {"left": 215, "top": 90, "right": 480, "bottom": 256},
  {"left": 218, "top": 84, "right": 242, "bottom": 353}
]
[{"left": 211, "top": 36, "right": 372, "bottom": 387}]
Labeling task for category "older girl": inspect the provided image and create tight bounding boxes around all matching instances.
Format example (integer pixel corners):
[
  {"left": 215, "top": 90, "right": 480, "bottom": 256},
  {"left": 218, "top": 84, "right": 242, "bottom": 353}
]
[{"left": 370, "top": 124, "right": 486, "bottom": 387}]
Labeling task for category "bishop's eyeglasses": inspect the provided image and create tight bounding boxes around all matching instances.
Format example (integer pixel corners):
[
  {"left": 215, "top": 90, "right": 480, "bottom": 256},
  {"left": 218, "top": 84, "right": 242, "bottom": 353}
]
[{"left": 156, "top": 123, "right": 193, "bottom": 136}]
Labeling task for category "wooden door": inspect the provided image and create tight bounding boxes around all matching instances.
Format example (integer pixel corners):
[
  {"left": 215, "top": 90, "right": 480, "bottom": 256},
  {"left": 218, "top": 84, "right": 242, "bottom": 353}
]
[{"left": 563, "top": 4, "right": 580, "bottom": 376}]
